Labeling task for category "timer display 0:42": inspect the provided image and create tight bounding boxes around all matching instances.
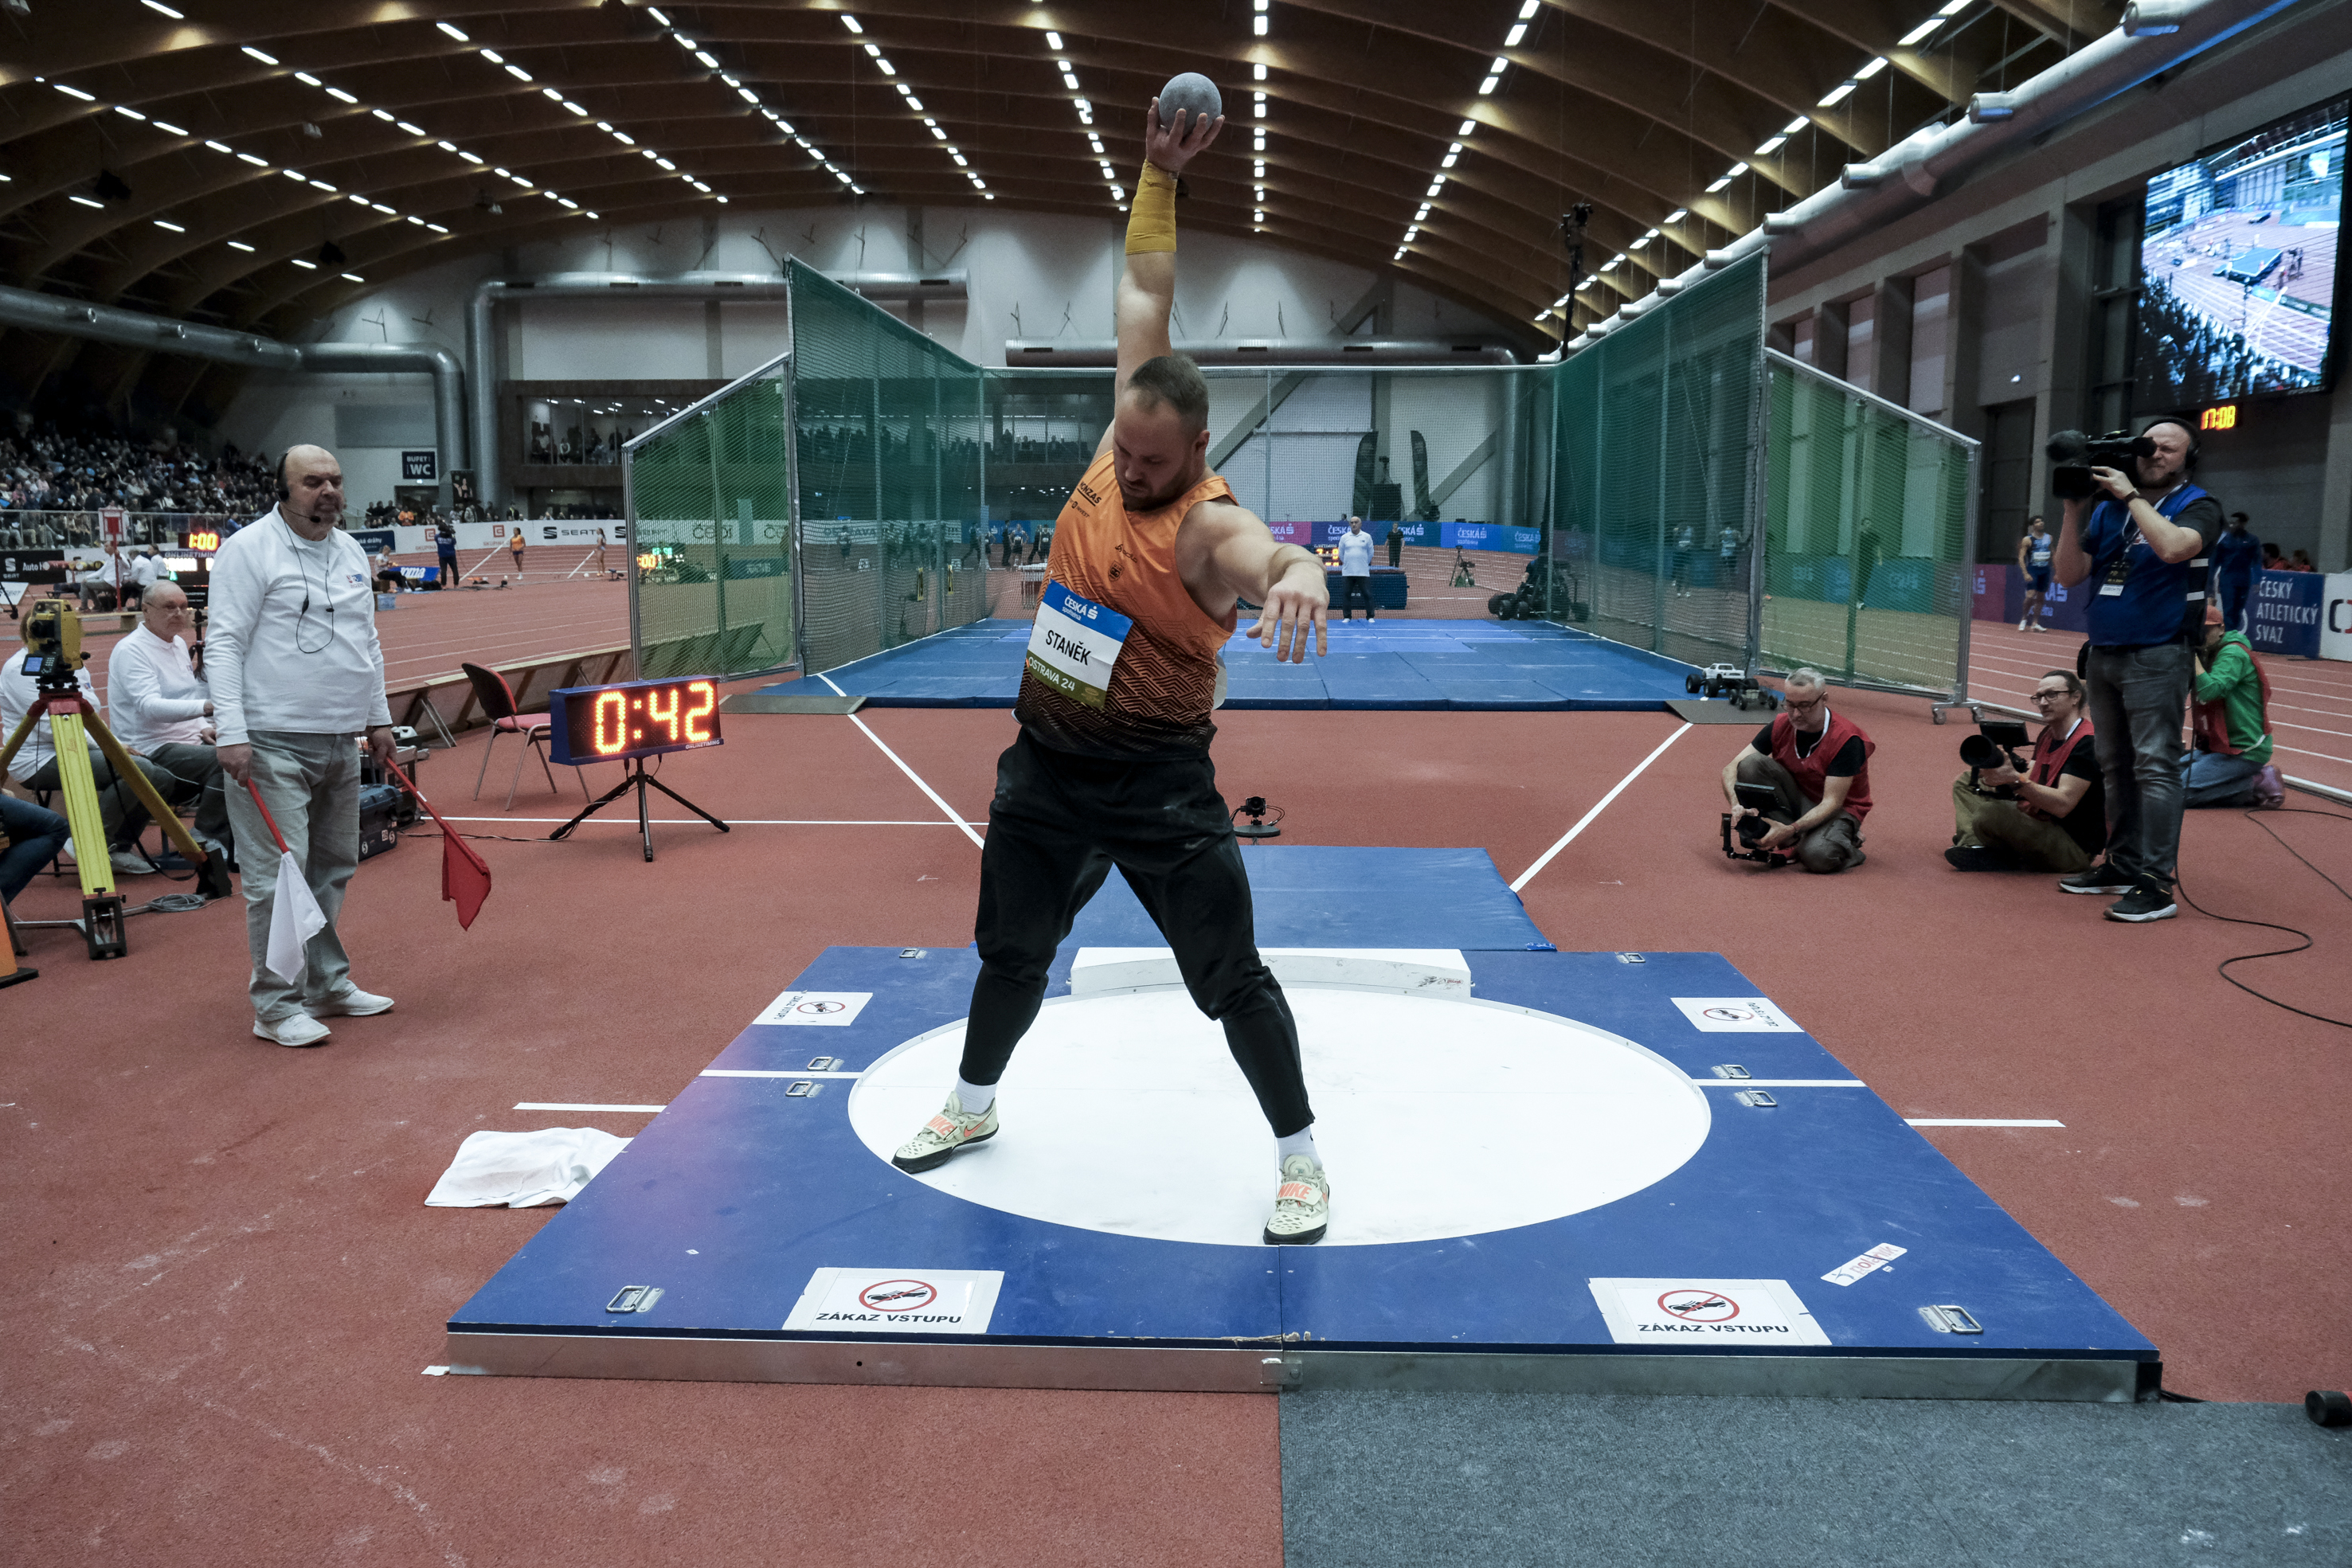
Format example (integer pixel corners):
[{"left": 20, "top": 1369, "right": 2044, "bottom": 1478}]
[{"left": 548, "top": 677, "right": 724, "bottom": 765}]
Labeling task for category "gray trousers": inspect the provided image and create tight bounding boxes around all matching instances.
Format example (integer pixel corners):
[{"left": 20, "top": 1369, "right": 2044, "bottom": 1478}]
[
  {"left": 2085, "top": 643, "right": 2193, "bottom": 890},
  {"left": 25, "top": 749, "right": 174, "bottom": 847},
  {"left": 1736, "top": 753, "right": 1865, "bottom": 874},
  {"left": 224, "top": 730, "right": 360, "bottom": 1023},
  {"left": 143, "top": 741, "right": 231, "bottom": 847}
]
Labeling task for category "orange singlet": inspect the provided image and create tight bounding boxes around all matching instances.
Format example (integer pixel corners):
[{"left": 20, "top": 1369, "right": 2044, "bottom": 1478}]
[{"left": 1015, "top": 449, "right": 1236, "bottom": 759}]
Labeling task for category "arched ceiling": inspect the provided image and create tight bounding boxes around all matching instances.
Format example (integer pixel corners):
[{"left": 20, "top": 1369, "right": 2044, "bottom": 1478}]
[{"left": 0, "top": 0, "right": 2117, "bottom": 370}]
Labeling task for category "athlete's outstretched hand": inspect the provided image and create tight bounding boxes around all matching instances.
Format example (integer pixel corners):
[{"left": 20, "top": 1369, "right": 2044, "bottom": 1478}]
[
  {"left": 1144, "top": 99, "right": 1223, "bottom": 177},
  {"left": 1249, "top": 559, "right": 1329, "bottom": 663}
]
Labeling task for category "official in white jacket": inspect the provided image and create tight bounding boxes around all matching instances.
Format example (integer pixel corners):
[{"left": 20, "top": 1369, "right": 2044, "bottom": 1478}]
[
  {"left": 208, "top": 445, "right": 397, "bottom": 1048},
  {"left": 104, "top": 581, "right": 230, "bottom": 857}
]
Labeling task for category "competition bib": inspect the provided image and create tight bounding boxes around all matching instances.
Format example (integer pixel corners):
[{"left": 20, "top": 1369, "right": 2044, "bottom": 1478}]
[{"left": 1026, "top": 581, "right": 1132, "bottom": 709}]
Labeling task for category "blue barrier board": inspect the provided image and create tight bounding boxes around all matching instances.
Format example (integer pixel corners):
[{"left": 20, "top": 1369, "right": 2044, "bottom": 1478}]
[{"left": 448, "top": 851, "right": 2154, "bottom": 1398}]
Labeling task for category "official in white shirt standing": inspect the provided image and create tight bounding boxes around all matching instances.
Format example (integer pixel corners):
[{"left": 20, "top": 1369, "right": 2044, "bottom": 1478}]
[
  {"left": 208, "top": 445, "right": 397, "bottom": 1047},
  {"left": 104, "top": 580, "right": 231, "bottom": 862},
  {"left": 1336, "top": 515, "right": 1376, "bottom": 620}
]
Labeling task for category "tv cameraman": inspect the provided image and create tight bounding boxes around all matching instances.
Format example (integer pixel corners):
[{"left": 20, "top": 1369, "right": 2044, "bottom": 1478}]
[
  {"left": 2050, "top": 417, "right": 2220, "bottom": 924},
  {"left": 1719, "top": 667, "right": 1873, "bottom": 874},
  {"left": 1946, "top": 671, "right": 2102, "bottom": 874}
]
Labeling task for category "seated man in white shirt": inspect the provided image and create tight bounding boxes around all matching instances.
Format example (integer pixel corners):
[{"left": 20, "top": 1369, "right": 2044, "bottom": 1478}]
[
  {"left": 124, "top": 545, "right": 161, "bottom": 610},
  {"left": 105, "top": 581, "right": 231, "bottom": 862},
  {"left": 0, "top": 638, "right": 173, "bottom": 878}
]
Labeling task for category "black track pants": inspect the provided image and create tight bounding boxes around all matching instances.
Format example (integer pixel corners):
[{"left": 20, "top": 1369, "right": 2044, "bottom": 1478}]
[{"left": 961, "top": 730, "right": 1314, "bottom": 1137}]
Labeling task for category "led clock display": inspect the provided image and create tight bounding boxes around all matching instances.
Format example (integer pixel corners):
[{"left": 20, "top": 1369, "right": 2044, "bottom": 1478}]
[{"left": 548, "top": 676, "right": 723, "bottom": 766}]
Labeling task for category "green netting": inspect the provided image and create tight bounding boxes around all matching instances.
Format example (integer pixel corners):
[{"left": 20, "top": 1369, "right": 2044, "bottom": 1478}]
[
  {"left": 1545, "top": 252, "right": 1767, "bottom": 669},
  {"left": 624, "top": 357, "right": 794, "bottom": 680},
  {"left": 789, "top": 262, "right": 988, "bottom": 675},
  {"left": 1759, "top": 350, "right": 1976, "bottom": 698}
]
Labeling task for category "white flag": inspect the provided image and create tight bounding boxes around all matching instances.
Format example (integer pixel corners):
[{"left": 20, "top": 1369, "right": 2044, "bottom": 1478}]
[{"left": 264, "top": 848, "right": 327, "bottom": 983}]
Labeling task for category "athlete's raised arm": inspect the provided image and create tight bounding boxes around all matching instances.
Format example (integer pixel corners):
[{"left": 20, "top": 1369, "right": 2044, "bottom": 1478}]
[{"left": 1096, "top": 100, "right": 1223, "bottom": 459}]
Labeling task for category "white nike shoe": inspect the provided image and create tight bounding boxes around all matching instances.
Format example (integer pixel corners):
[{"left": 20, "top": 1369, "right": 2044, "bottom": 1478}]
[
  {"left": 1264, "top": 1155, "right": 1329, "bottom": 1245},
  {"left": 891, "top": 1093, "right": 999, "bottom": 1173},
  {"left": 313, "top": 987, "right": 394, "bottom": 1017},
  {"left": 252, "top": 1014, "right": 331, "bottom": 1048}
]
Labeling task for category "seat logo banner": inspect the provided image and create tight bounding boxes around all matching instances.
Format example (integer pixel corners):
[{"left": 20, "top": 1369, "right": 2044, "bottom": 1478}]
[
  {"left": 782, "top": 1268, "right": 1005, "bottom": 1333},
  {"left": 1025, "top": 581, "right": 1132, "bottom": 709}
]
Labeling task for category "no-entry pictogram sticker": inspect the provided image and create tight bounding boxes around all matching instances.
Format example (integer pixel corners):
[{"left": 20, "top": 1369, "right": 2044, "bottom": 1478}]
[
  {"left": 1588, "top": 1278, "right": 1830, "bottom": 1345},
  {"left": 754, "top": 990, "right": 873, "bottom": 1027},
  {"left": 858, "top": 1278, "right": 939, "bottom": 1312},
  {"left": 1658, "top": 1288, "right": 1741, "bottom": 1323}
]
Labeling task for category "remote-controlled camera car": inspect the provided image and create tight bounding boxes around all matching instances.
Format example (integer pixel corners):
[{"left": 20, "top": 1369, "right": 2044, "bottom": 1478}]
[{"left": 1684, "top": 663, "right": 1775, "bottom": 709}]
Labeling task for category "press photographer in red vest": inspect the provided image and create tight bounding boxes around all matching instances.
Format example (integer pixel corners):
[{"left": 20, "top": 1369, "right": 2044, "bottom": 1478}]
[
  {"left": 1945, "top": 671, "right": 2103, "bottom": 874},
  {"left": 1719, "top": 667, "right": 1873, "bottom": 874}
]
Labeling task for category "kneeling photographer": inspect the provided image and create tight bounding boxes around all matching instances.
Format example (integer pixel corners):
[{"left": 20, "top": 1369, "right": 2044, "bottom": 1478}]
[
  {"left": 1946, "top": 671, "right": 2103, "bottom": 874},
  {"left": 1719, "top": 667, "right": 1873, "bottom": 874}
]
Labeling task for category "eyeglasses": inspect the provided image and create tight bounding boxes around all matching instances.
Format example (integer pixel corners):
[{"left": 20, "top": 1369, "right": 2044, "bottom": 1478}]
[
  {"left": 1783, "top": 694, "right": 1826, "bottom": 711},
  {"left": 2032, "top": 689, "right": 2068, "bottom": 702}
]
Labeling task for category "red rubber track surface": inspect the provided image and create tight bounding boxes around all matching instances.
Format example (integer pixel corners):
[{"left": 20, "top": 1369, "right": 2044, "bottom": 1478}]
[{"left": 5, "top": 639, "right": 2349, "bottom": 1564}]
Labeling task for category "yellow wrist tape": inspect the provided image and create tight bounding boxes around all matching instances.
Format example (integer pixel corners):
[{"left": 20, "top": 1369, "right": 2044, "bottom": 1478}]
[{"left": 1125, "top": 162, "right": 1177, "bottom": 255}]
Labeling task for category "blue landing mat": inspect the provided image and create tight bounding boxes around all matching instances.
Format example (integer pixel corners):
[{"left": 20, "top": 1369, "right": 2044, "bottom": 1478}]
[
  {"left": 448, "top": 847, "right": 2154, "bottom": 1398},
  {"left": 774, "top": 619, "right": 1694, "bottom": 711}
]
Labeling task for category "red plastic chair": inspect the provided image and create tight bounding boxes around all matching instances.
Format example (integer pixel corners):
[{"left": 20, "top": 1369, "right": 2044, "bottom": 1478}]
[{"left": 461, "top": 663, "right": 584, "bottom": 810}]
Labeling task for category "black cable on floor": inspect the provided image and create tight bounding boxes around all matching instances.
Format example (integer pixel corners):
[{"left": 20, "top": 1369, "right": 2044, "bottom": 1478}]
[
  {"left": 2157, "top": 1386, "right": 2206, "bottom": 1404},
  {"left": 2174, "top": 805, "right": 2352, "bottom": 1032}
]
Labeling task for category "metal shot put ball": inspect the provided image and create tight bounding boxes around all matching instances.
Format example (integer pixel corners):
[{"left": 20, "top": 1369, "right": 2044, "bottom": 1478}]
[{"left": 1156, "top": 72, "right": 1223, "bottom": 130}]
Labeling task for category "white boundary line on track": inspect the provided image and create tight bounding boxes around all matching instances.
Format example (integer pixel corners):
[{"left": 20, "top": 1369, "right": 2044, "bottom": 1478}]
[
  {"left": 1905, "top": 1118, "right": 2065, "bottom": 1128},
  {"left": 819, "top": 673, "right": 988, "bottom": 848},
  {"left": 1510, "top": 721, "right": 1694, "bottom": 893},
  {"left": 514, "top": 1102, "right": 665, "bottom": 1112}
]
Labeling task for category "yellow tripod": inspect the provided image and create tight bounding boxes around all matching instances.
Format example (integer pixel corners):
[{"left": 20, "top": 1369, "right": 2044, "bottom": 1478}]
[{"left": 0, "top": 598, "right": 227, "bottom": 960}]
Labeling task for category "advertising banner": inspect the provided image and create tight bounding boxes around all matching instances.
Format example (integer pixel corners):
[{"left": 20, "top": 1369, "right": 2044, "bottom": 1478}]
[
  {"left": 2322, "top": 572, "right": 2352, "bottom": 664},
  {"left": 2248, "top": 569, "right": 2323, "bottom": 659}
]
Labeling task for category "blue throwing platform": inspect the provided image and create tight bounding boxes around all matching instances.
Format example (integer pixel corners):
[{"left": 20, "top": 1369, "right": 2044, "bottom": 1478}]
[
  {"left": 448, "top": 848, "right": 2154, "bottom": 1399},
  {"left": 774, "top": 619, "right": 1694, "bottom": 711}
]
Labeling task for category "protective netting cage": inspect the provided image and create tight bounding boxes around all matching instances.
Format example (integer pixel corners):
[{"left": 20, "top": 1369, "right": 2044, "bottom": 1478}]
[
  {"left": 789, "top": 263, "right": 990, "bottom": 675},
  {"left": 1759, "top": 349, "right": 1978, "bottom": 700},
  {"left": 624, "top": 248, "right": 1975, "bottom": 702},
  {"left": 1545, "top": 252, "right": 1767, "bottom": 670},
  {"left": 624, "top": 355, "right": 795, "bottom": 680}
]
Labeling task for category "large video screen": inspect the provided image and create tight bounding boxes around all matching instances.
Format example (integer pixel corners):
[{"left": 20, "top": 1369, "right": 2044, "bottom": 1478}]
[{"left": 2135, "top": 94, "right": 2345, "bottom": 409}]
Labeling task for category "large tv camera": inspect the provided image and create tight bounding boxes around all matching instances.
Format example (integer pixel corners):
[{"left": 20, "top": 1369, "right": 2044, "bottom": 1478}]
[
  {"left": 1959, "top": 720, "right": 2031, "bottom": 799},
  {"left": 2045, "top": 428, "right": 2155, "bottom": 501},
  {"left": 1720, "top": 782, "right": 1793, "bottom": 868}
]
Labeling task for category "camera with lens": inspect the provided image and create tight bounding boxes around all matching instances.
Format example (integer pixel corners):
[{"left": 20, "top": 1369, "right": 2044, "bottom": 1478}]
[
  {"left": 1720, "top": 782, "right": 1792, "bottom": 867},
  {"left": 1959, "top": 720, "right": 2030, "bottom": 798},
  {"left": 2045, "top": 428, "right": 2154, "bottom": 501}
]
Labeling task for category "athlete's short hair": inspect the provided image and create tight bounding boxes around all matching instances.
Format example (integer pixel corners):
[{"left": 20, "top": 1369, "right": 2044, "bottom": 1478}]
[{"left": 1124, "top": 354, "right": 1210, "bottom": 436}]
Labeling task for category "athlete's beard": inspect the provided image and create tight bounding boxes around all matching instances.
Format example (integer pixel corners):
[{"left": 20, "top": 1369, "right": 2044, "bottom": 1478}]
[{"left": 1117, "top": 453, "right": 1205, "bottom": 513}]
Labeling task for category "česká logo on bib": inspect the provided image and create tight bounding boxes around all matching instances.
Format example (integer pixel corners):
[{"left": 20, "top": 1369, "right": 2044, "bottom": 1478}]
[{"left": 1025, "top": 581, "right": 1133, "bottom": 710}]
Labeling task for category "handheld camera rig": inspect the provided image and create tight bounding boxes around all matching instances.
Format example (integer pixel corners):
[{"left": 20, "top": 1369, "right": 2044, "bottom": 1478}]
[{"left": 1720, "top": 781, "right": 1794, "bottom": 868}]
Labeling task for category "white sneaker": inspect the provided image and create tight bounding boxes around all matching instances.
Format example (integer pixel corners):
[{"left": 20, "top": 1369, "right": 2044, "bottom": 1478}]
[
  {"left": 2018, "top": 620, "right": 2029, "bottom": 631},
  {"left": 109, "top": 848, "right": 154, "bottom": 877},
  {"left": 252, "top": 1014, "right": 331, "bottom": 1048},
  {"left": 891, "top": 1093, "right": 999, "bottom": 1173},
  {"left": 1264, "top": 1155, "right": 1329, "bottom": 1245},
  {"left": 313, "top": 987, "right": 393, "bottom": 1017}
]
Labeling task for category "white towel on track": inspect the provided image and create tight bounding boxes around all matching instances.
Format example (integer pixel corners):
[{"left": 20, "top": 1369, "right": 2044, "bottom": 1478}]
[{"left": 425, "top": 1128, "right": 631, "bottom": 1208}]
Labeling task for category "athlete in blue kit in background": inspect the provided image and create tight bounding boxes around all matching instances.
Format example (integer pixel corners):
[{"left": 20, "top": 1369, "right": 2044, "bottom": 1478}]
[
  {"left": 2017, "top": 515, "right": 2054, "bottom": 632},
  {"left": 2209, "top": 512, "right": 2260, "bottom": 633}
]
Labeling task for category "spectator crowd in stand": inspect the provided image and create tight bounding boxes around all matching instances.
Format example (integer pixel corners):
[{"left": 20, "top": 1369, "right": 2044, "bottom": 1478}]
[{"left": 0, "top": 421, "right": 279, "bottom": 522}]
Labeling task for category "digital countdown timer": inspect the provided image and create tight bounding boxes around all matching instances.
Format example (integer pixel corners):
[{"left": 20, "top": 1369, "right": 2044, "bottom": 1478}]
[
  {"left": 2199, "top": 404, "right": 2238, "bottom": 432},
  {"left": 547, "top": 676, "right": 724, "bottom": 766}
]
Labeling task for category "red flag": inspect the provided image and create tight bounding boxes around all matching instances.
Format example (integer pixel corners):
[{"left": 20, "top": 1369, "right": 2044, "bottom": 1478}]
[{"left": 382, "top": 757, "right": 492, "bottom": 929}]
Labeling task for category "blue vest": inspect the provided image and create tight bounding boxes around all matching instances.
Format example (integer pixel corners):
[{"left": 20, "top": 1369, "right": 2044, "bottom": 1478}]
[
  {"left": 2084, "top": 483, "right": 2211, "bottom": 648},
  {"left": 2026, "top": 534, "right": 2053, "bottom": 569}
]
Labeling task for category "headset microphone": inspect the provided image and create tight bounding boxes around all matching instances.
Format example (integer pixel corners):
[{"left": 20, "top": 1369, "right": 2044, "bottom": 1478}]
[{"left": 276, "top": 449, "right": 293, "bottom": 504}]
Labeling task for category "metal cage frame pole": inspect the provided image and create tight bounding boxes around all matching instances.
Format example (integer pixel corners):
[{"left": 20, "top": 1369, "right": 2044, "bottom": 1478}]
[
  {"left": 1743, "top": 255, "right": 1771, "bottom": 679},
  {"left": 1760, "top": 348, "right": 1982, "bottom": 709}
]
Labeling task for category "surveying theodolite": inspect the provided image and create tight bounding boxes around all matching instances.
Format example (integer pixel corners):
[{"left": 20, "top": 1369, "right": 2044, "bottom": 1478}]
[{"left": 0, "top": 596, "right": 230, "bottom": 966}]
